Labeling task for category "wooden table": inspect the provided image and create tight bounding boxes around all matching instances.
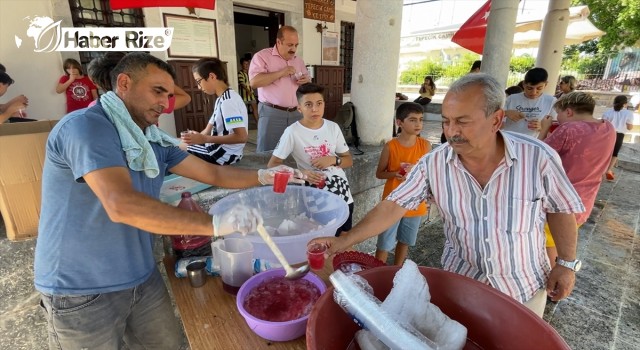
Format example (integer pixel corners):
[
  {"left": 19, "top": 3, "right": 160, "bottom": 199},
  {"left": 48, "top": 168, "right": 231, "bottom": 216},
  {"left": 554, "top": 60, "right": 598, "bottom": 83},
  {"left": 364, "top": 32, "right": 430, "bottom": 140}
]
[{"left": 163, "top": 256, "right": 334, "bottom": 350}]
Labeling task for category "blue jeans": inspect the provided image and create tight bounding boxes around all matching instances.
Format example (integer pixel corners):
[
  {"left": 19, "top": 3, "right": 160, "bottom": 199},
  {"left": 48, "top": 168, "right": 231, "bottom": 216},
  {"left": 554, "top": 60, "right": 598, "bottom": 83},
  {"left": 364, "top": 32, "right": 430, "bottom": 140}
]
[
  {"left": 39, "top": 268, "right": 183, "bottom": 350},
  {"left": 376, "top": 216, "right": 423, "bottom": 252}
]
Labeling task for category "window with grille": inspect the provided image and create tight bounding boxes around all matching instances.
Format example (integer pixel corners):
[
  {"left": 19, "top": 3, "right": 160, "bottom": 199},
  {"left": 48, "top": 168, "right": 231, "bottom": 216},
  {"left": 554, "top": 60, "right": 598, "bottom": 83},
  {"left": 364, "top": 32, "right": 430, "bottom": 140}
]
[
  {"left": 340, "top": 21, "right": 355, "bottom": 93},
  {"left": 68, "top": 0, "right": 145, "bottom": 67}
]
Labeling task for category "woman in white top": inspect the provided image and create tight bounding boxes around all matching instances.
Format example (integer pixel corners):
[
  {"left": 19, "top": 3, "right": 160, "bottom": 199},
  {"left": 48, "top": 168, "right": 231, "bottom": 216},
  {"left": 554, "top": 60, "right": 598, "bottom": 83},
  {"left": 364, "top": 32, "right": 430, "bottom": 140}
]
[{"left": 602, "top": 95, "right": 634, "bottom": 181}]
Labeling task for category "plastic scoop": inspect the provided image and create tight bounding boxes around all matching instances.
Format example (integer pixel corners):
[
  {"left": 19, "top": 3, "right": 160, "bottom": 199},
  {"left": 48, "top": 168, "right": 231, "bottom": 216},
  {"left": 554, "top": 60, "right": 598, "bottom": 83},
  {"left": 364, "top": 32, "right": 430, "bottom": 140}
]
[{"left": 256, "top": 225, "right": 310, "bottom": 280}]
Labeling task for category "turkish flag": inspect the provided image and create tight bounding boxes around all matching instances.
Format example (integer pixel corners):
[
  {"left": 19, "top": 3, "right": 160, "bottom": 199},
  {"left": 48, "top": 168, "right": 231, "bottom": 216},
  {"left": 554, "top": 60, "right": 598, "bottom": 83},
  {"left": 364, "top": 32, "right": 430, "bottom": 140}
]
[
  {"left": 451, "top": 0, "right": 491, "bottom": 54},
  {"left": 110, "top": 0, "right": 215, "bottom": 10}
]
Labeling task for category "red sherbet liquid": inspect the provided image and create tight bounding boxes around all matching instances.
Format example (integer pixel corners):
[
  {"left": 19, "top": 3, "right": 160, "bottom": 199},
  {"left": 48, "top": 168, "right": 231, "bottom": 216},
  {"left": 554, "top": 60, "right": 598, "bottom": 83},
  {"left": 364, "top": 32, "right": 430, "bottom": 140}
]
[
  {"left": 243, "top": 277, "right": 321, "bottom": 322},
  {"left": 273, "top": 171, "right": 289, "bottom": 193},
  {"left": 307, "top": 247, "right": 326, "bottom": 270},
  {"left": 222, "top": 282, "right": 241, "bottom": 295}
]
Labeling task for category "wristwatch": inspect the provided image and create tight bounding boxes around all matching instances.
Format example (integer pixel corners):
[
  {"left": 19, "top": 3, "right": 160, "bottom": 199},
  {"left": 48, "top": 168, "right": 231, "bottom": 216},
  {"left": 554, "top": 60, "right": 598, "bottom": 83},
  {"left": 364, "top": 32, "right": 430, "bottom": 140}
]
[
  {"left": 335, "top": 156, "right": 342, "bottom": 166},
  {"left": 555, "top": 257, "right": 582, "bottom": 272}
]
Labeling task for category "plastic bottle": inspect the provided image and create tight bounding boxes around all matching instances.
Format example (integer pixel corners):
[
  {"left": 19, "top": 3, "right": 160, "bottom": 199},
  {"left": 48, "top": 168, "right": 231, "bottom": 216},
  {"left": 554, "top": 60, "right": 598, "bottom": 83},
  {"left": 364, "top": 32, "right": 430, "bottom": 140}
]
[
  {"left": 174, "top": 256, "right": 278, "bottom": 278},
  {"left": 171, "top": 192, "right": 212, "bottom": 259}
]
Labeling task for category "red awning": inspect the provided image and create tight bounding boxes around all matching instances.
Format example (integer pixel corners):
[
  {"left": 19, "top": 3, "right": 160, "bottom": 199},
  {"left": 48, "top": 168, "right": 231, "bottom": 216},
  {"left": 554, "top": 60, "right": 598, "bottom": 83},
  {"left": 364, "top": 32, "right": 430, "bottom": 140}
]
[{"left": 110, "top": 0, "right": 215, "bottom": 10}]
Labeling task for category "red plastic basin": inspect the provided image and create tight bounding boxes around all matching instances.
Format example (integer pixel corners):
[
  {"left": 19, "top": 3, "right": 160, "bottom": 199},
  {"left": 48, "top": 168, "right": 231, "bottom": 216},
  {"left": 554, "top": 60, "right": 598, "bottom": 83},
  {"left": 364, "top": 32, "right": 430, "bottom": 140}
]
[{"left": 306, "top": 266, "right": 570, "bottom": 350}]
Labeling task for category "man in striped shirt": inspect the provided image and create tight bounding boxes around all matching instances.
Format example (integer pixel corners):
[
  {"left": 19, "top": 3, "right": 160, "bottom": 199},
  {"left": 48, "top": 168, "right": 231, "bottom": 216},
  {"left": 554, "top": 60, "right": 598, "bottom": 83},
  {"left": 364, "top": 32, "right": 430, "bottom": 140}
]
[{"left": 313, "top": 74, "right": 584, "bottom": 317}]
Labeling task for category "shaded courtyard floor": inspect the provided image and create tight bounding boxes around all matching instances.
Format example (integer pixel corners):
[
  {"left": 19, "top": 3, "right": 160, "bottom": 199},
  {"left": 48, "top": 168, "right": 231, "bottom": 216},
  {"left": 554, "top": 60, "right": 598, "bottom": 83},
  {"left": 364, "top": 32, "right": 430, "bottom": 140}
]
[{"left": 1, "top": 121, "right": 639, "bottom": 349}]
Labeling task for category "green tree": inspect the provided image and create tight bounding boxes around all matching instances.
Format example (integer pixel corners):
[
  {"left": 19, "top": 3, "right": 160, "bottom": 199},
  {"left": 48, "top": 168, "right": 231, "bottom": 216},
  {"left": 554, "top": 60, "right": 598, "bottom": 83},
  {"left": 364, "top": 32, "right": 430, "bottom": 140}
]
[
  {"left": 399, "top": 53, "right": 537, "bottom": 86},
  {"left": 562, "top": 39, "right": 607, "bottom": 78},
  {"left": 573, "top": 0, "right": 640, "bottom": 54},
  {"left": 398, "top": 53, "right": 480, "bottom": 85},
  {"left": 398, "top": 60, "right": 445, "bottom": 85},
  {"left": 563, "top": 54, "right": 607, "bottom": 77},
  {"left": 563, "top": 39, "right": 600, "bottom": 59},
  {"left": 509, "top": 55, "right": 535, "bottom": 73}
]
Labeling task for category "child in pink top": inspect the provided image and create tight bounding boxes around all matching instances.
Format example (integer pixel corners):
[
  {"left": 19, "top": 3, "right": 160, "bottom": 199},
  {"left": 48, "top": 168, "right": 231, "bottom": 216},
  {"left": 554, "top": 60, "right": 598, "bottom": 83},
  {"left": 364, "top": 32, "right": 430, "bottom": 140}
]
[{"left": 539, "top": 91, "right": 616, "bottom": 266}]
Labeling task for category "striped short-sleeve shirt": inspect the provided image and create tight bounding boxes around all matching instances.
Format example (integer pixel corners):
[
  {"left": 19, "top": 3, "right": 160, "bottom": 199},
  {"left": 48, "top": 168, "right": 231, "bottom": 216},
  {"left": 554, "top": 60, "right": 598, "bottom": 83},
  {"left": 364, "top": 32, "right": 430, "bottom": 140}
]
[
  {"left": 387, "top": 131, "right": 584, "bottom": 303},
  {"left": 237, "top": 70, "right": 255, "bottom": 103}
]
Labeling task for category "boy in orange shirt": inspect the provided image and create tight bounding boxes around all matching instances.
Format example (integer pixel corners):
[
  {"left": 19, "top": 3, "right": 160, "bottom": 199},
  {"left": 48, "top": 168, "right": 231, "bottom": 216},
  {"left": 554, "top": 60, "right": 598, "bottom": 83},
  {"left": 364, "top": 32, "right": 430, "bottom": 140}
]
[{"left": 375, "top": 102, "right": 431, "bottom": 265}]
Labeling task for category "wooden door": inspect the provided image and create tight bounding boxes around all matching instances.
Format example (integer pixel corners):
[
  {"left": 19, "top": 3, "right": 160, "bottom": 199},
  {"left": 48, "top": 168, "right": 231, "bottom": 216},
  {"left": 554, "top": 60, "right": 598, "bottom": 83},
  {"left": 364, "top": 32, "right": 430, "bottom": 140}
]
[
  {"left": 169, "top": 60, "right": 213, "bottom": 134},
  {"left": 313, "top": 65, "right": 345, "bottom": 121}
]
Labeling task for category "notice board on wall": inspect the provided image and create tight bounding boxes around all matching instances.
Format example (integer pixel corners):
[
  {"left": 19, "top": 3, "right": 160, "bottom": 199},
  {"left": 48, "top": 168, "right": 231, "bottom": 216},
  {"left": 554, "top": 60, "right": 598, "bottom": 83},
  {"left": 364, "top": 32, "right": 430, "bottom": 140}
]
[
  {"left": 322, "top": 31, "right": 339, "bottom": 65},
  {"left": 163, "top": 14, "right": 218, "bottom": 58}
]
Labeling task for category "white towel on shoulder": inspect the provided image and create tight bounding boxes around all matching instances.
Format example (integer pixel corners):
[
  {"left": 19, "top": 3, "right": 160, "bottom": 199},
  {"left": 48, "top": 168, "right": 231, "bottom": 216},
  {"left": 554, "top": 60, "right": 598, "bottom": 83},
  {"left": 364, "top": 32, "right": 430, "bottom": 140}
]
[{"left": 100, "top": 91, "right": 179, "bottom": 178}]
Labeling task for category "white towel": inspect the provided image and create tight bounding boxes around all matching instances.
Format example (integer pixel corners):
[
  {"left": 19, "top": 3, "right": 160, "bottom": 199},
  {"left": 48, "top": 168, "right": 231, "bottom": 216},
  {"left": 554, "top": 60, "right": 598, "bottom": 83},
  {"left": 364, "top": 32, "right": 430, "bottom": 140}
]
[{"left": 100, "top": 91, "right": 179, "bottom": 178}]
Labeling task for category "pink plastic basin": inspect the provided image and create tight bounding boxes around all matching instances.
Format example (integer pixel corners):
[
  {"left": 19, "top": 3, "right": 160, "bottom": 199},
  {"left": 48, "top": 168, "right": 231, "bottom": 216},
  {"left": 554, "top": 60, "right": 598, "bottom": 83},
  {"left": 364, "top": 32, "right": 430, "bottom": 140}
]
[
  {"left": 236, "top": 268, "right": 326, "bottom": 342},
  {"left": 307, "top": 266, "right": 571, "bottom": 350}
]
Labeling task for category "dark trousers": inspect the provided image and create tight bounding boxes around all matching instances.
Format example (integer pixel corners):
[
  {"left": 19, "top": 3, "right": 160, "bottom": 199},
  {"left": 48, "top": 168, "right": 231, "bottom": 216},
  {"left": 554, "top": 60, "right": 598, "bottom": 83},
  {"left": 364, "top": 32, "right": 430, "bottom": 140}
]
[{"left": 413, "top": 97, "right": 432, "bottom": 105}]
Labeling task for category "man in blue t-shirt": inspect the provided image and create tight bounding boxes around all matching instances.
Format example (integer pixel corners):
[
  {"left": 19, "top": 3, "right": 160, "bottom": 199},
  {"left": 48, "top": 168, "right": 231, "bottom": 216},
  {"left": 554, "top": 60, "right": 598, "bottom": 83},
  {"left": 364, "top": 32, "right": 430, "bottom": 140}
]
[{"left": 34, "top": 53, "right": 302, "bottom": 350}]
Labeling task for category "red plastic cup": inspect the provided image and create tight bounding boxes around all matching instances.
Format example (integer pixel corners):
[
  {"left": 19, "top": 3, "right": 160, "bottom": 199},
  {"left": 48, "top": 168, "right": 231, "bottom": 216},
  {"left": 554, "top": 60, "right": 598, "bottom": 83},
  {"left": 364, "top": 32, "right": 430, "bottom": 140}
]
[
  {"left": 316, "top": 176, "right": 326, "bottom": 189},
  {"left": 307, "top": 243, "right": 327, "bottom": 270},
  {"left": 526, "top": 117, "right": 539, "bottom": 131},
  {"left": 398, "top": 162, "right": 411, "bottom": 176},
  {"left": 273, "top": 170, "right": 291, "bottom": 193},
  {"left": 549, "top": 122, "right": 560, "bottom": 134}
]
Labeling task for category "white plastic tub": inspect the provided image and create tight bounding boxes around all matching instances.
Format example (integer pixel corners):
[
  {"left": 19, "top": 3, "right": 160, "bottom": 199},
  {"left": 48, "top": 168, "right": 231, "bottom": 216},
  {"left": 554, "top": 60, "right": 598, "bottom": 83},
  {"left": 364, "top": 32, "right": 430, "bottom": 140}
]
[{"left": 208, "top": 185, "right": 349, "bottom": 264}]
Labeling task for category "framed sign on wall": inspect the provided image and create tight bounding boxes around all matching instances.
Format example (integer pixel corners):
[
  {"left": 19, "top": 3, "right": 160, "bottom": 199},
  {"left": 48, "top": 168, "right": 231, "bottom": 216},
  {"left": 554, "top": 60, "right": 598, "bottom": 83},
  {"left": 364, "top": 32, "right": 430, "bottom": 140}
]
[
  {"left": 163, "top": 14, "right": 218, "bottom": 58},
  {"left": 321, "top": 31, "right": 339, "bottom": 65}
]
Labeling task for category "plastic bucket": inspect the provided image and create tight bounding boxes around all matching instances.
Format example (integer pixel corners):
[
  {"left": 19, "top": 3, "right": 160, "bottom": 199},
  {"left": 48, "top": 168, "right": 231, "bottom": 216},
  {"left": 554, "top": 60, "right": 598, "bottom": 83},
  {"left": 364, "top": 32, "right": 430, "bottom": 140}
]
[{"left": 306, "top": 266, "right": 571, "bottom": 350}]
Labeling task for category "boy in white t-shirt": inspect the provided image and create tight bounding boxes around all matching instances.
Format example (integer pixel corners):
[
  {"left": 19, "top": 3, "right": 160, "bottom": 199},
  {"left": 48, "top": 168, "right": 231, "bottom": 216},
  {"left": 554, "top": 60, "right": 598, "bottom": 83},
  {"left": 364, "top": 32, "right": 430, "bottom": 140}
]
[
  {"left": 268, "top": 83, "right": 354, "bottom": 237},
  {"left": 503, "top": 67, "right": 557, "bottom": 137}
]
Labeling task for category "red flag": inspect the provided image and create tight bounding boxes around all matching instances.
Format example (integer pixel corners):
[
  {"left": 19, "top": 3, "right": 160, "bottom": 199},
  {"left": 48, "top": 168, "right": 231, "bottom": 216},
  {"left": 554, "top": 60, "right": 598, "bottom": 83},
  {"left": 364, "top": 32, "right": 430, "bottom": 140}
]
[
  {"left": 110, "top": 0, "right": 215, "bottom": 10},
  {"left": 451, "top": 0, "right": 491, "bottom": 55}
]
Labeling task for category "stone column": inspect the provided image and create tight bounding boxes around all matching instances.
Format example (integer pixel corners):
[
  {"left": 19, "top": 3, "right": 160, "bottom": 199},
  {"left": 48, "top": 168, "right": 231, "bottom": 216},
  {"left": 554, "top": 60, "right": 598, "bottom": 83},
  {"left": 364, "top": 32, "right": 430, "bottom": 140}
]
[
  {"left": 481, "top": 0, "right": 518, "bottom": 90},
  {"left": 536, "top": 0, "right": 571, "bottom": 95},
  {"left": 215, "top": 0, "right": 239, "bottom": 90},
  {"left": 350, "top": 0, "right": 403, "bottom": 145}
]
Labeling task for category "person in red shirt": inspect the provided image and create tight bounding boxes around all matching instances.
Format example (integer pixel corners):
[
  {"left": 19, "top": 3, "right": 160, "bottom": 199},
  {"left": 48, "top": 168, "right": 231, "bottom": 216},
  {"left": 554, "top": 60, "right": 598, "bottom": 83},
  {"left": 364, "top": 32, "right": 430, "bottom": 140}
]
[
  {"left": 56, "top": 58, "right": 98, "bottom": 113},
  {"left": 539, "top": 92, "right": 616, "bottom": 267}
]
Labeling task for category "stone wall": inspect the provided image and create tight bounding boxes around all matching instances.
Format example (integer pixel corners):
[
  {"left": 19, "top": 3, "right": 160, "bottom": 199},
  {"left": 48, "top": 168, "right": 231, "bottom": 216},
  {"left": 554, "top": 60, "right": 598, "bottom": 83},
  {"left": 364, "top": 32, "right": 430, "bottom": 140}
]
[{"left": 587, "top": 90, "right": 632, "bottom": 108}]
